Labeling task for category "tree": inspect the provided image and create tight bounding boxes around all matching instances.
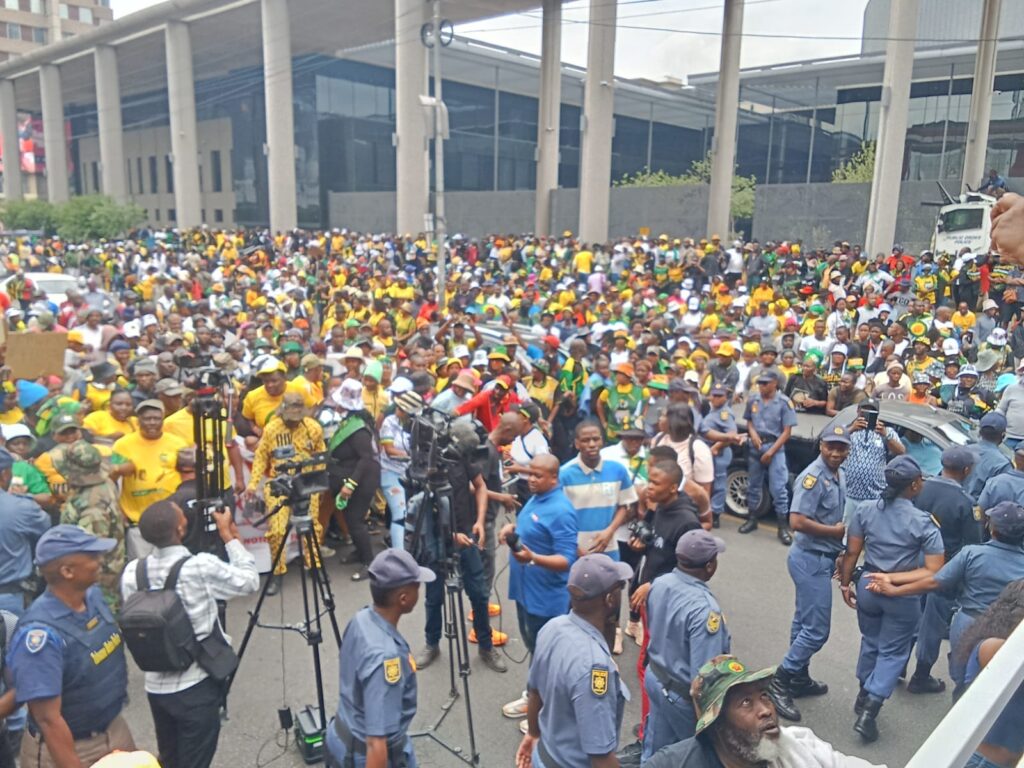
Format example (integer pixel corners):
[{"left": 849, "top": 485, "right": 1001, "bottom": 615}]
[
  {"left": 832, "top": 141, "right": 876, "bottom": 183},
  {"left": 615, "top": 152, "right": 757, "bottom": 234},
  {"left": 2, "top": 199, "right": 58, "bottom": 233},
  {"left": 53, "top": 196, "right": 145, "bottom": 241}
]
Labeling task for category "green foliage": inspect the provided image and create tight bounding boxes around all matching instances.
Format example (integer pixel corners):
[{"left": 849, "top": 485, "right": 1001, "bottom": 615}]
[
  {"left": 3, "top": 198, "right": 58, "bottom": 233},
  {"left": 1, "top": 196, "right": 144, "bottom": 240},
  {"left": 832, "top": 141, "right": 876, "bottom": 183},
  {"left": 614, "top": 152, "right": 757, "bottom": 229}
]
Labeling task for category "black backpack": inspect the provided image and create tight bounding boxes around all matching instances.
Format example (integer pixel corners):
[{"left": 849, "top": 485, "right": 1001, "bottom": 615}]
[{"left": 119, "top": 557, "right": 197, "bottom": 672}]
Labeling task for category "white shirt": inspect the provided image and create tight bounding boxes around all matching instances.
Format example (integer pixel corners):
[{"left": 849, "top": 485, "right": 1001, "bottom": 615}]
[
  {"left": 509, "top": 427, "right": 550, "bottom": 466},
  {"left": 121, "top": 539, "right": 259, "bottom": 694}
]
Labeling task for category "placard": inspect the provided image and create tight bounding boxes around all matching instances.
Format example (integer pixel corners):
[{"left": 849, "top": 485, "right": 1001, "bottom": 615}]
[{"left": 6, "top": 331, "right": 66, "bottom": 379}]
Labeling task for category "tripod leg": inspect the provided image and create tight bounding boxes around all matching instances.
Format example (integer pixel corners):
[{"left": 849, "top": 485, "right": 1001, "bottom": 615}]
[
  {"left": 299, "top": 527, "right": 329, "bottom": 732},
  {"left": 449, "top": 569, "right": 480, "bottom": 765},
  {"left": 307, "top": 530, "right": 343, "bottom": 647}
]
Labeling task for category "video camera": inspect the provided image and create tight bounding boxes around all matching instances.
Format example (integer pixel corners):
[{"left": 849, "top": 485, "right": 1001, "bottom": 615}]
[
  {"left": 627, "top": 518, "right": 655, "bottom": 547},
  {"left": 268, "top": 446, "right": 330, "bottom": 505}
]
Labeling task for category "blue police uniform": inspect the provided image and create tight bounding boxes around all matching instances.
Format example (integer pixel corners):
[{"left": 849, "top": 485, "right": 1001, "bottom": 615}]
[
  {"left": 6, "top": 586, "right": 128, "bottom": 743},
  {"left": 699, "top": 406, "right": 739, "bottom": 519},
  {"left": 850, "top": 498, "right": 944, "bottom": 700},
  {"left": 912, "top": 475, "right": 981, "bottom": 675},
  {"left": 978, "top": 468, "right": 1024, "bottom": 511},
  {"left": 325, "top": 606, "right": 418, "bottom": 768},
  {"left": 0, "top": 489, "right": 50, "bottom": 617},
  {"left": 964, "top": 441, "right": 1011, "bottom": 502},
  {"left": 528, "top": 613, "right": 628, "bottom": 767},
  {"left": 782, "top": 455, "right": 845, "bottom": 674},
  {"left": 744, "top": 391, "right": 798, "bottom": 518},
  {"left": 933, "top": 540, "right": 1024, "bottom": 687},
  {"left": 642, "top": 569, "right": 730, "bottom": 761}
]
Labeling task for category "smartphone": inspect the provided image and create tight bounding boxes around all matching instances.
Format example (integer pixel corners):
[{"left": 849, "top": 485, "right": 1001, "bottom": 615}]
[{"left": 865, "top": 410, "right": 879, "bottom": 432}]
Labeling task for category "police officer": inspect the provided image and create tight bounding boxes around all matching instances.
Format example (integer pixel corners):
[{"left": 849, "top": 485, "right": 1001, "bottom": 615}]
[
  {"left": 516, "top": 554, "right": 631, "bottom": 768},
  {"left": 907, "top": 446, "right": 980, "bottom": 694},
  {"left": 769, "top": 425, "right": 851, "bottom": 723},
  {"left": 7, "top": 525, "right": 136, "bottom": 767},
  {"left": 840, "top": 456, "right": 944, "bottom": 743},
  {"left": 0, "top": 447, "right": 49, "bottom": 618},
  {"left": 699, "top": 385, "right": 745, "bottom": 528},
  {"left": 325, "top": 548, "right": 434, "bottom": 768},
  {"left": 867, "top": 501, "right": 1024, "bottom": 695},
  {"left": 739, "top": 372, "right": 798, "bottom": 544},
  {"left": 964, "top": 412, "right": 1011, "bottom": 502},
  {"left": 642, "top": 529, "right": 730, "bottom": 760},
  {"left": 978, "top": 444, "right": 1024, "bottom": 511},
  {"left": 58, "top": 442, "right": 125, "bottom": 612}
]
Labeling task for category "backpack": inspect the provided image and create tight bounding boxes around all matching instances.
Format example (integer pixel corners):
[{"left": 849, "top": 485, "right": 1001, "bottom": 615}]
[{"left": 118, "top": 557, "right": 197, "bottom": 673}]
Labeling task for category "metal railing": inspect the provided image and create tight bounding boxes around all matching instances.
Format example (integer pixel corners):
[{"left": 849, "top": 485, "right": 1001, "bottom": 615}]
[{"left": 905, "top": 618, "right": 1024, "bottom": 768}]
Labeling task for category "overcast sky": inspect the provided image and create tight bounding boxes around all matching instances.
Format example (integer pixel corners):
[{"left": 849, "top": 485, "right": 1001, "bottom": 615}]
[{"left": 109, "top": 0, "right": 871, "bottom": 81}]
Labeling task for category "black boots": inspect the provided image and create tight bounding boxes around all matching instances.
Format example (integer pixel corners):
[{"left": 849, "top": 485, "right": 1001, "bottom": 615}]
[
  {"left": 738, "top": 517, "right": 758, "bottom": 534},
  {"left": 853, "top": 695, "right": 883, "bottom": 743},
  {"left": 854, "top": 686, "right": 868, "bottom": 715},
  {"left": 907, "top": 664, "right": 946, "bottom": 694},
  {"left": 768, "top": 667, "right": 801, "bottom": 722},
  {"left": 777, "top": 524, "right": 793, "bottom": 546},
  {"left": 790, "top": 667, "right": 828, "bottom": 698}
]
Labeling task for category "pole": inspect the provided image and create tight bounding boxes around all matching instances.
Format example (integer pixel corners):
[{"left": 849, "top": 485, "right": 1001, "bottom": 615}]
[
  {"left": 706, "top": 0, "right": 745, "bottom": 239},
  {"left": 432, "top": 0, "right": 448, "bottom": 313}
]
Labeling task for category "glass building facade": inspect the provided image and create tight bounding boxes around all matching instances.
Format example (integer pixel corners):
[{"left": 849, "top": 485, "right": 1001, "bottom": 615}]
[{"left": 58, "top": 41, "right": 1024, "bottom": 228}]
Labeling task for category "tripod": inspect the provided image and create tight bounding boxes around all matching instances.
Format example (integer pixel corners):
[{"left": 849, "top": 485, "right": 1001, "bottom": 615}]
[
  {"left": 229, "top": 495, "right": 342, "bottom": 759},
  {"left": 407, "top": 487, "right": 481, "bottom": 766}
]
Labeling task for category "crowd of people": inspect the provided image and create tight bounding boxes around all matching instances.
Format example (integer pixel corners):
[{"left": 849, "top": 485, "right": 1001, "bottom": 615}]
[{"left": 1, "top": 199, "right": 1024, "bottom": 768}]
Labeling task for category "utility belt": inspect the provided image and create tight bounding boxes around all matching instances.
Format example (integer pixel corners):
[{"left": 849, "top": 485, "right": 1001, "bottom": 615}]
[
  {"left": 797, "top": 547, "right": 840, "bottom": 559},
  {"left": 647, "top": 658, "right": 690, "bottom": 699},
  {"left": 756, "top": 435, "right": 779, "bottom": 447},
  {"left": 28, "top": 712, "right": 116, "bottom": 742},
  {"left": 331, "top": 717, "right": 409, "bottom": 768}
]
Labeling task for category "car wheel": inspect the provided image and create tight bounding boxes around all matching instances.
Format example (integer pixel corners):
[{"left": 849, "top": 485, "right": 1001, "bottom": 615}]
[{"left": 725, "top": 468, "right": 771, "bottom": 519}]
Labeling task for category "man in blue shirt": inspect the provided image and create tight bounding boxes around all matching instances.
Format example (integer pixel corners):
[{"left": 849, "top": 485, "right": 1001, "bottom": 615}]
[
  {"left": 981, "top": 169, "right": 1008, "bottom": 194},
  {"left": 965, "top": 412, "right": 1012, "bottom": 502},
  {"left": 498, "top": 454, "right": 579, "bottom": 723},
  {"left": 0, "top": 447, "right": 50, "bottom": 618},
  {"left": 516, "top": 554, "right": 632, "bottom": 768},
  {"left": 978, "top": 444, "right": 1024, "bottom": 510}
]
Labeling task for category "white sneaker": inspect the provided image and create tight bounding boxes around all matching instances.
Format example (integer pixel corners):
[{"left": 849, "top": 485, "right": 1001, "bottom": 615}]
[
  {"left": 502, "top": 691, "right": 529, "bottom": 718},
  {"left": 519, "top": 719, "right": 529, "bottom": 734},
  {"left": 626, "top": 620, "right": 643, "bottom": 647},
  {"left": 613, "top": 628, "right": 624, "bottom": 655}
]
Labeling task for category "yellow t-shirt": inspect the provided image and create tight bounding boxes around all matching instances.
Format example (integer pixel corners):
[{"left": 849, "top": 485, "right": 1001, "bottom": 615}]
[
  {"left": 111, "top": 432, "right": 188, "bottom": 523},
  {"left": 242, "top": 386, "right": 284, "bottom": 428},
  {"left": 287, "top": 376, "right": 324, "bottom": 409},
  {"left": 952, "top": 311, "right": 976, "bottom": 334},
  {"left": 83, "top": 410, "right": 138, "bottom": 438},
  {"left": 573, "top": 250, "right": 594, "bottom": 274}
]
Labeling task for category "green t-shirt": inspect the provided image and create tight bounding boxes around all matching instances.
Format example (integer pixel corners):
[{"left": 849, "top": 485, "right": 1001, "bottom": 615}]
[{"left": 13, "top": 460, "right": 50, "bottom": 495}]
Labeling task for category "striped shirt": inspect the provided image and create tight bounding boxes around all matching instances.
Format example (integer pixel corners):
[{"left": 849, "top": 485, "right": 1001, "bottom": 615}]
[{"left": 560, "top": 457, "right": 638, "bottom": 558}]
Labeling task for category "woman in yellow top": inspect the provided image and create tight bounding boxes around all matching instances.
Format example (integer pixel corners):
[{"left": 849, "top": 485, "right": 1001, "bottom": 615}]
[
  {"left": 83, "top": 388, "right": 138, "bottom": 443},
  {"left": 526, "top": 360, "right": 558, "bottom": 417}
]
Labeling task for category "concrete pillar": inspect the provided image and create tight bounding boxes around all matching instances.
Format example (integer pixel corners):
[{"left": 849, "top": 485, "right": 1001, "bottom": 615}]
[
  {"left": 962, "top": 0, "right": 1002, "bottom": 192},
  {"left": 39, "top": 64, "right": 68, "bottom": 203},
  {"left": 706, "top": 0, "right": 744, "bottom": 240},
  {"left": 0, "top": 79, "right": 22, "bottom": 201},
  {"left": 577, "top": 0, "right": 616, "bottom": 244},
  {"left": 395, "top": 0, "right": 429, "bottom": 235},
  {"left": 864, "top": 0, "right": 918, "bottom": 258},
  {"left": 94, "top": 45, "right": 127, "bottom": 203},
  {"left": 534, "top": 0, "right": 561, "bottom": 236},
  {"left": 164, "top": 21, "right": 201, "bottom": 227},
  {"left": 262, "top": 0, "right": 297, "bottom": 232}
]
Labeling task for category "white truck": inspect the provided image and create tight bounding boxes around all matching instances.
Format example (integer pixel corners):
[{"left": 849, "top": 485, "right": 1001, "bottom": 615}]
[{"left": 930, "top": 188, "right": 995, "bottom": 256}]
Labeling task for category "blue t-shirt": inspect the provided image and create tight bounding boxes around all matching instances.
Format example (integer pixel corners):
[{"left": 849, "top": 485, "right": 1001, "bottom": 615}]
[{"left": 508, "top": 486, "right": 579, "bottom": 618}]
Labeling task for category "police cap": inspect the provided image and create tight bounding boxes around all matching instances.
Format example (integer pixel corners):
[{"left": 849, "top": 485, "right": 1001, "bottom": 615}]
[
  {"left": 35, "top": 524, "right": 116, "bottom": 566},
  {"left": 941, "top": 446, "right": 975, "bottom": 472},
  {"left": 567, "top": 554, "right": 633, "bottom": 600},
  {"left": 368, "top": 548, "right": 435, "bottom": 590},
  {"left": 676, "top": 529, "right": 726, "bottom": 567}
]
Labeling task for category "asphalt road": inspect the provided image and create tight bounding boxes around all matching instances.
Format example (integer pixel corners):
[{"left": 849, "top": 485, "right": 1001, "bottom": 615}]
[{"left": 117, "top": 517, "right": 952, "bottom": 767}]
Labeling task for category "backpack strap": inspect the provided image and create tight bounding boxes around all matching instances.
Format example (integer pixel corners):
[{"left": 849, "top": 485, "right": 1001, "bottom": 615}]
[
  {"left": 136, "top": 557, "right": 150, "bottom": 591},
  {"left": 163, "top": 557, "right": 192, "bottom": 592}
]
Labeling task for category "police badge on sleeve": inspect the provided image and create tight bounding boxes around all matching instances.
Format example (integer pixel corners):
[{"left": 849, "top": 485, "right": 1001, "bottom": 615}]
[
  {"left": 25, "top": 629, "right": 48, "bottom": 653},
  {"left": 591, "top": 667, "right": 609, "bottom": 696}
]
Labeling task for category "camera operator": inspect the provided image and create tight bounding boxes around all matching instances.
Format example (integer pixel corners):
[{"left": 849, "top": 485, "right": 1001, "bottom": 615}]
[
  {"left": 121, "top": 499, "right": 259, "bottom": 768},
  {"left": 166, "top": 448, "right": 228, "bottom": 561},
  {"left": 413, "top": 420, "right": 508, "bottom": 674}
]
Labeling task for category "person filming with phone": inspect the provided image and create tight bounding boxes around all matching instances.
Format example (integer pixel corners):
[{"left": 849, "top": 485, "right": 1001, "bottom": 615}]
[{"left": 842, "top": 400, "right": 905, "bottom": 521}]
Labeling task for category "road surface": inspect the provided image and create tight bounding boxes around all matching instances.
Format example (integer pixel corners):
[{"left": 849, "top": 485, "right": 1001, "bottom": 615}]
[{"left": 117, "top": 517, "right": 951, "bottom": 767}]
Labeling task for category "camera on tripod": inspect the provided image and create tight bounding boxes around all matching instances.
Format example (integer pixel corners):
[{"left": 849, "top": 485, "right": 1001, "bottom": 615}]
[
  {"left": 268, "top": 446, "right": 330, "bottom": 505},
  {"left": 191, "top": 364, "right": 231, "bottom": 391},
  {"left": 627, "top": 518, "right": 656, "bottom": 547}
]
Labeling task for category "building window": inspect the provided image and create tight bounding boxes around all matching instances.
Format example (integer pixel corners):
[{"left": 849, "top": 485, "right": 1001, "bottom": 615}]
[
  {"left": 168, "top": 208, "right": 176, "bottom": 221},
  {"left": 165, "top": 157, "right": 173, "bottom": 193},
  {"left": 58, "top": 2, "right": 67, "bottom": 17},
  {"left": 136, "top": 158, "right": 143, "bottom": 194},
  {"left": 211, "top": 150, "right": 222, "bottom": 192},
  {"left": 201, "top": 209, "right": 206, "bottom": 221},
  {"left": 91, "top": 161, "right": 98, "bottom": 192},
  {"left": 79, "top": 6, "right": 90, "bottom": 23},
  {"left": 29, "top": 0, "right": 43, "bottom": 14},
  {"left": 214, "top": 208, "right": 223, "bottom": 223},
  {"left": 32, "top": 27, "right": 46, "bottom": 43},
  {"left": 5, "top": 0, "right": 18, "bottom": 11},
  {"left": 154, "top": 209, "right": 160, "bottom": 221},
  {"left": 198, "top": 163, "right": 203, "bottom": 192},
  {"left": 6, "top": 24, "right": 19, "bottom": 41},
  {"left": 148, "top": 156, "right": 157, "bottom": 194},
  {"left": 126, "top": 159, "right": 132, "bottom": 194},
  {"left": 66, "top": 3, "right": 76, "bottom": 19}
]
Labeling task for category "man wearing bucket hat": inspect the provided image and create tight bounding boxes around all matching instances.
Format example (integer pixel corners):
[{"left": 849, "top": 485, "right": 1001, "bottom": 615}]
[
  {"left": 58, "top": 441, "right": 125, "bottom": 612},
  {"left": 515, "top": 554, "right": 632, "bottom": 768},
  {"left": 324, "top": 548, "right": 434, "bottom": 768},
  {"left": 7, "top": 526, "right": 136, "bottom": 768},
  {"left": 644, "top": 655, "right": 882, "bottom": 768}
]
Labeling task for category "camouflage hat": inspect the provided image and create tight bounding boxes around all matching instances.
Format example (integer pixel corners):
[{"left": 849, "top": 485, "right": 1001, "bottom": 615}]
[
  {"left": 51, "top": 413, "right": 81, "bottom": 435},
  {"left": 691, "top": 655, "right": 776, "bottom": 735},
  {"left": 60, "top": 441, "right": 106, "bottom": 486}
]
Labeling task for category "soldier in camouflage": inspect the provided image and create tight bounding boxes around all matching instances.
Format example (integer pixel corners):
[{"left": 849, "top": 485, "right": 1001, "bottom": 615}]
[{"left": 58, "top": 441, "right": 126, "bottom": 612}]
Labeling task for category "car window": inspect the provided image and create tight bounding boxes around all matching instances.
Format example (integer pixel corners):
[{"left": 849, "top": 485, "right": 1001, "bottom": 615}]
[{"left": 934, "top": 421, "right": 972, "bottom": 446}]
